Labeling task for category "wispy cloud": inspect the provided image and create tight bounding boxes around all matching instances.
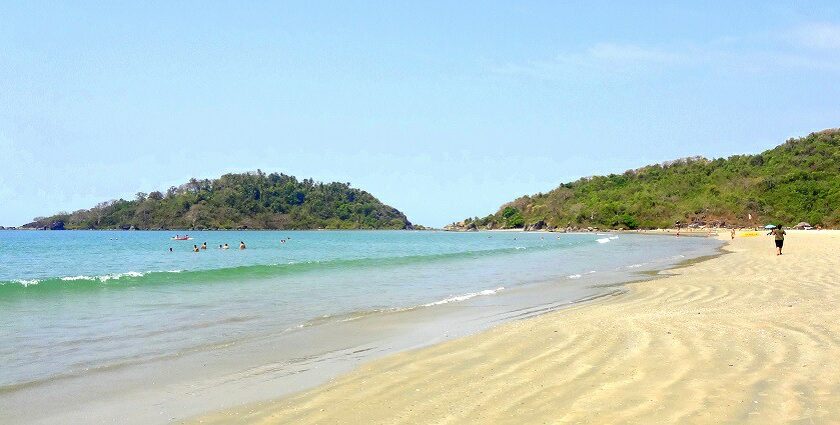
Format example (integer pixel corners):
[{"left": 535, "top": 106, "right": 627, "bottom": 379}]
[
  {"left": 493, "top": 43, "right": 693, "bottom": 81},
  {"left": 494, "top": 23, "right": 840, "bottom": 81},
  {"left": 586, "top": 43, "right": 684, "bottom": 64},
  {"left": 789, "top": 22, "right": 840, "bottom": 49}
]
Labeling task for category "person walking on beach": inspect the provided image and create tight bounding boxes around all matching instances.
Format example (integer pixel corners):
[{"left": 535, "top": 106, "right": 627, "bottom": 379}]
[
  {"left": 771, "top": 225, "right": 786, "bottom": 255},
  {"left": 731, "top": 228, "right": 736, "bottom": 240}
]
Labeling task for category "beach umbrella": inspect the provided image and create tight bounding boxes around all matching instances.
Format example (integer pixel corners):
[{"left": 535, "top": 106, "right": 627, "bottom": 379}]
[{"left": 764, "top": 224, "right": 776, "bottom": 229}]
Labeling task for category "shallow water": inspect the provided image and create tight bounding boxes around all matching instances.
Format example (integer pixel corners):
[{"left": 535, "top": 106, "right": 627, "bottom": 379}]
[{"left": 0, "top": 230, "right": 721, "bottom": 423}]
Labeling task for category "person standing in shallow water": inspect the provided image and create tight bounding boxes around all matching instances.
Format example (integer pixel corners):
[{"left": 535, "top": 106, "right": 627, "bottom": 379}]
[
  {"left": 771, "top": 225, "right": 786, "bottom": 255},
  {"left": 239, "top": 241, "right": 246, "bottom": 250}
]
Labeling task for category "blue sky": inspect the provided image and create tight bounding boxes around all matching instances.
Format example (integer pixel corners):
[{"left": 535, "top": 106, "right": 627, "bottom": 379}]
[{"left": 1, "top": 1, "right": 839, "bottom": 227}]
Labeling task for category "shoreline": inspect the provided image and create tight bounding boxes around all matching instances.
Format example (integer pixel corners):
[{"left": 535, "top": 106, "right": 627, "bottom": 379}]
[
  {"left": 191, "top": 229, "right": 840, "bottom": 424},
  {"left": 1, "top": 232, "right": 719, "bottom": 424}
]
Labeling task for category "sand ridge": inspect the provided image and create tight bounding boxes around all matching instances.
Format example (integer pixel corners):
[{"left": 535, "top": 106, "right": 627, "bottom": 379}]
[{"left": 194, "top": 230, "right": 840, "bottom": 424}]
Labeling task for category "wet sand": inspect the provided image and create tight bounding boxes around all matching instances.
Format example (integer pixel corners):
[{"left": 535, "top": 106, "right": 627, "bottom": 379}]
[{"left": 193, "top": 230, "right": 840, "bottom": 424}]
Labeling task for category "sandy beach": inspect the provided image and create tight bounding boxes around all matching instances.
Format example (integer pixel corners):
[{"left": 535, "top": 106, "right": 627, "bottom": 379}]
[{"left": 193, "top": 230, "right": 840, "bottom": 424}]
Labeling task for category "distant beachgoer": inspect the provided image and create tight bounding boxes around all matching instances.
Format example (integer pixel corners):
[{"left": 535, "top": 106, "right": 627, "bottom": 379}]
[
  {"left": 193, "top": 245, "right": 199, "bottom": 252},
  {"left": 219, "top": 244, "right": 223, "bottom": 249},
  {"left": 280, "top": 239, "right": 286, "bottom": 244},
  {"left": 201, "top": 242, "right": 207, "bottom": 250},
  {"left": 169, "top": 247, "right": 173, "bottom": 252},
  {"left": 731, "top": 228, "right": 736, "bottom": 240},
  {"left": 239, "top": 241, "right": 246, "bottom": 250},
  {"left": 771, "top": 225, "right": 786, "bottom": 255},
  {"left": 223, "top": 243, "right": 229, "bottom": 250}
]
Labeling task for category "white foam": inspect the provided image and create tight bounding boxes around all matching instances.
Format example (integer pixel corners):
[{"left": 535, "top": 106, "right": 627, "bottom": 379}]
[
  {"left": 627, "top": 263, "right": 644, "bottom": 268},
  {"left": 12, "top": 279, "right": 40, "bottom": 287},
  {"left": 609, "top": 236, "right": 619, "bottom": 240},
  {"left": 596, "top": 238, "right": 611, "bottom": 244},
  {"left": 101, "top": 272, "right": 144, "bottom": 281},
  {"left": 59, "top": 271, "right": 145, "bottom": 283},
  {"left": 515, "top": 246, "right": 526, "bottom": 250},
  {"left": 423, "top": 287, "right": 505, "bottom": 307},
  {"left": 567, "top": 274, "right": 582, "bottom": 279},
  {"left": 60, "top": 275, "right": 95, "bottom": 281}
]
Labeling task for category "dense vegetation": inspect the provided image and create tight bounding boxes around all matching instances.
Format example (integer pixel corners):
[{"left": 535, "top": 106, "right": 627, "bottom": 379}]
[
  {"left": 452, "top": 129, "right": 840, "bottom": 230},
  {"left": 25, "top": 171, "right": 412, "bottom": 230}
]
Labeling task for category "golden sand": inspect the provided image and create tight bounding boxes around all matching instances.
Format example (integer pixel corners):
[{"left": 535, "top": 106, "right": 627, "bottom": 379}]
[{"left": 194, "top": 230, "right": 840, "bottom": 424}]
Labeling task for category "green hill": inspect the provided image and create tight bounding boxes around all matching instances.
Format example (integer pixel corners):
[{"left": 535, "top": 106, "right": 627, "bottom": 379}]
[
  {"left": 451, "top": 129, "right": 840, "bottom": 230},
  {"left": 25, "top": 171, "right": 412, "bottom": 230}
]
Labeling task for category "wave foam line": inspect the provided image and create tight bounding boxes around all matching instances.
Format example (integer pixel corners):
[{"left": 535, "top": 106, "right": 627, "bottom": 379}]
[
  {"left": 60, "top": 271, "right": 145, "bottom": 282},
  {"left": 423, "top": 287, "right": 505, "bottom": 307}
]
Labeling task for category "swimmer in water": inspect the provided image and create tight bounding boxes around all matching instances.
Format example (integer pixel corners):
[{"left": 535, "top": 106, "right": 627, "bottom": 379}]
[
  {"left": 193, "top": 245, "right": 199, "bottom": 252},
  {"left": 169, "top": 247, "right": 173, "bottom": 252},
  {"left": 239, "top": 241, "right": 246, "bottom": 250},
  {"left": 201, "top": 242, "right": 207, "bottom": 250},
  {"left": 223, "top": 243, "right": 229, "bottom": 250}
]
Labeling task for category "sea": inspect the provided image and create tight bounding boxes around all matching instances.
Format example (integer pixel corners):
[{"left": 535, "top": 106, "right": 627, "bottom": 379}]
[{"left": 0, "top": 230, "right": 721, "bottom": 423}]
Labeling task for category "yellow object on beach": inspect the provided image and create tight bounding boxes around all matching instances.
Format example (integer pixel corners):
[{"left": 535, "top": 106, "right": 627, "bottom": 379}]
[{"left": 740, "top": 231, "right": 759, "bottom": 237}]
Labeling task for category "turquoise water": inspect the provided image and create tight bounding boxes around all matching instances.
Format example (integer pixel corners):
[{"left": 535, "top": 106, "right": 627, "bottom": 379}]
[{"left": 0, "top": 230, "right": 720, "bottom": 393}]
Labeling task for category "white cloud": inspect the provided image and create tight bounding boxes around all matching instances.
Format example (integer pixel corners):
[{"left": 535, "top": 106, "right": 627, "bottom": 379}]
[
  {"left": 493, "top": 23, "right": 840, "bottom": 81},
  {"left": 790, "top": 22, "right": 840, "bottom": 49},
  {"left": 492, "top": 43, "right": 692, "bottom": 81},
  {"left": 587, "top": 43, "right": 684, "bottom": 64}
]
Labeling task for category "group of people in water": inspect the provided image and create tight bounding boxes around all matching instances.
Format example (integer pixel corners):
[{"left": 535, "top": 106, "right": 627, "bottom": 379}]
[
  {"left": 169, "top": 240, "right": 247, "bottom": 252},
  {"left": 169, "top": 236, "right": 292, "bottom": 252}
]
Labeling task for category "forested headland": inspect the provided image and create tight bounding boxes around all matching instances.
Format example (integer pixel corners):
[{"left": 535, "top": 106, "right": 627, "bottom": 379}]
[
  {"left": 24, "top": 171, "right": 412, "bottom": 230},
  {"left": 449, "top": 129, "right": 840, "bottom": 230}
]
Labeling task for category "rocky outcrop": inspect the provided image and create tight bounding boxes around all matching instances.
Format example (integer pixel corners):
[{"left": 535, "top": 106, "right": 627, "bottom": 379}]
[
  {"left": 49, "top": 221, "right": 65, "bottom": 230},
  {"left": 524, "top": 220, "right": 547, "bottom": 231}
]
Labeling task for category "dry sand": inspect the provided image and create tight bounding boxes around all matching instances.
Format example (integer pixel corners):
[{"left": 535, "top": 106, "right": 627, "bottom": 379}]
[{"left": 193, "top": 230, "right": 840, "bottom": 424}]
